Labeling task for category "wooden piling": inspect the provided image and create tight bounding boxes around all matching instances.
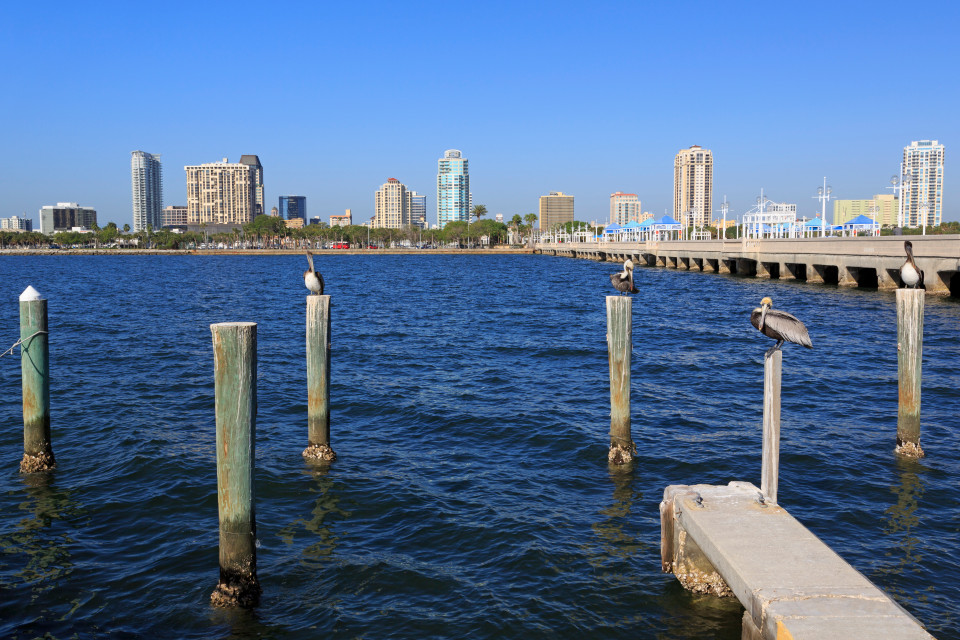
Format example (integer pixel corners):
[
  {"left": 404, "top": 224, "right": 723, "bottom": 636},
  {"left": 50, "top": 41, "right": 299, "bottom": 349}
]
[
  {"left": 19, "top": 286, "right": 54, "bottom": 473},
  {"left": 210, "top": 322, "right": 261, "bottom": 608},
  {"left": 896, "top": 289, "right": 924, "bottom": 457},
  {"left": 606, "top": 296, "right": 635, "bottom": 464},
  {"left": 303, "top": 295, "right": 336, "bottom": 461},
  {"left": 761, "top": 349, "right": 782, "bottom": 503}
]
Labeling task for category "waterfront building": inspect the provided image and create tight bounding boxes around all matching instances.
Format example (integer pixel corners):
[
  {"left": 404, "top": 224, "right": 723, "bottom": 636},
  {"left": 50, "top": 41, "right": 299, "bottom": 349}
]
[
  {"left": 639, "top": 211, "right": 654, "bottom": 223},
  {"left": 1, "top": 216, "right": 33, "bottom": 232},
  {"left": 610, "top": 192, "right": 642, "bottom": 225},
  {"left": 375, "top": 178, "right": 413, "bottom": 228},
  {"left": 185, "top": 158, "right": 258, "bottom": 225},
  {"left": 674, "top": 145, "right": 713, "bottom": 227},
  {"left": 833, "top": 195, "right": 899, "bottom": 227},
  {"left": 539, "top": 191, "right": 574, "bottom": 230},
  {"left": 437, "top": 149, "right": 470, "bottom": 227},
  {"left": 161, "top": 205, "right": 188, "bottom": 228},
  {"left": 285, "top": 217, "right": 304, "bottom": 229},
  {"left": 410, "top": 191, "right": 427, "bottom": 228},
  {"left": 495, "top": 213, "right": 503, "bottom": 223},
  {"left": 131, "top": 150, "right": 163, "bottom": 232},
  {"left": 330, "top": 209, "right": 352, "bottom": 227},
  {"left": 279, "top": 195, "right": 307, "bottom": 221},
  {"left": 239, "top": 155, "right": 265, "bottom": 216},
  {"left": 902, "top": 140, "right": 944, "bottom": 227},
  {"left": 309, "top": 217, "right": 322, "bottom": 226},
  {"left": 270, "top": 206, "right": 279, "bottom": 217},
  {"left": 39, "top": 203, "right": 97, "bottom": 234}
]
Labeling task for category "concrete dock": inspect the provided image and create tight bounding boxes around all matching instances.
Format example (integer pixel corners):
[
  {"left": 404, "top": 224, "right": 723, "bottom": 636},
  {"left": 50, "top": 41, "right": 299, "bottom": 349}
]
[{"left": 660, "top": 482, "right": 934, "bottom": 639}]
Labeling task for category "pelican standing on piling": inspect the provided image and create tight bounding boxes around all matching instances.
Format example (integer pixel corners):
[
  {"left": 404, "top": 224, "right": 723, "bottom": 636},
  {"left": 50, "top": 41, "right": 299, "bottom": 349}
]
[
  {"left": 609, "top": 259, "right": 639, "bottom": 295},
  {"left": 900, "top": 240, "right": 922, "bottom": 288},
  {"left": 304, "top": 251, "right": 325, "bottom": 295},
  {"left": 750, "top": 297, "right": 812, "bottom": 353}
]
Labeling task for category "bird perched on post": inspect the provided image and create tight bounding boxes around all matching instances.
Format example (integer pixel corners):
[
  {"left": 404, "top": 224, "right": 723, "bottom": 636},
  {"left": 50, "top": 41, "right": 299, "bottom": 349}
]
[
  {"left": 304, "top": 251, "right": 324, "bottom": 295},
  {"left": 750, "top": 296, "right": 812, "bottom": 355},
  {"left": 900, "top": 240, "right": 923, "bottom": 288},
  {"left": 609, "top": 259, "right": 639, "bottom": 295}
]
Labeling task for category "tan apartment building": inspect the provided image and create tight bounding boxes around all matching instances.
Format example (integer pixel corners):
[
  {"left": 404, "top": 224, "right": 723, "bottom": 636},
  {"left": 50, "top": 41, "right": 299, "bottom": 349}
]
[
  {"left": 162, "top": 205, "right": 188, "bottom": 227},
  {"left": 185, "top": 158, "right": 259, "bottom": 225},
  {"left": 374, "top": 179, "right": 413, "bottom": 228},
  {"left": 610, "top": 192, "right": 641, "bottom": 225},
  {"left": 902, "top": 140, "right": 944, "bottom": 227},
  {"left": 674, "top": 145, "right": 713, "bottom": 227},
  {"left": 330, "top": 209, "right": 353, "bottom": 227},
  {"left": 539, "top": 191, "right": 574, "bottom": 230},
  {"left": 833, "top": 194, "right": 899, "bottom": 226}
]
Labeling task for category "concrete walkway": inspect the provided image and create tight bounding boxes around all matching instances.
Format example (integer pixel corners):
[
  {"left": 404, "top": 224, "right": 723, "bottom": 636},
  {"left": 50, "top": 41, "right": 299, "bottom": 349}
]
[{"left": 660, "top": 482, "right": 934, "bottom": 639}]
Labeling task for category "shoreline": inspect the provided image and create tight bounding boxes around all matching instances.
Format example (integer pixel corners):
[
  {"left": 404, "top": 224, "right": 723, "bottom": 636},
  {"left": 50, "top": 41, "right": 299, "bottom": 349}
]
[{"left": 0, "top": 247, "right": 536, "bottom": 257}]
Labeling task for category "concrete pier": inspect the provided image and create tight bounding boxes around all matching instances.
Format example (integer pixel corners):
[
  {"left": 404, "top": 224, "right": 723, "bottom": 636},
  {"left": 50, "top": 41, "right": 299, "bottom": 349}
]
[
  {"left": 660, "top": 482, "right": 933, "bottom": 639},
  {"left": 537, "top": 236, "right": 960, "bottom": 296}
]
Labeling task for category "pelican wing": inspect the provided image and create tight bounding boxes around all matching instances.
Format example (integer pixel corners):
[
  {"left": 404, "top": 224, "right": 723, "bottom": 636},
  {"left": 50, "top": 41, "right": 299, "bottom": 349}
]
[{"left": 764, "top": 309, "right": 813, "bottom": 348}]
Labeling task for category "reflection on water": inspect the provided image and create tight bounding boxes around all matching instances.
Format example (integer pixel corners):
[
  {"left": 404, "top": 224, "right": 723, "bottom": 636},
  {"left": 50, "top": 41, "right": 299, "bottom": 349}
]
[
  {"left": 875, "top": 458, "right": 926, "bottom": 600},
  {"left": 591, "top": 463, "right": 644, "bottom": 562},
  {"left": 0, "top": 473, "right": 80, "bottom": 598},
  {"left": 277, "top": 462, "right": 350, "bottom": 566}
]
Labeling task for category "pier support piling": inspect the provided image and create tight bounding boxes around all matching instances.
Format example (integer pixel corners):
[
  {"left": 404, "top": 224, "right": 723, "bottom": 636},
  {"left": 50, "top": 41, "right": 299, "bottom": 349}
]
[
  {"left": 761, "top": 349, "right": 782, "bottom": 503},
  {"left": 606, "top": 296, "right": 635, "bottom": 464},
  {"left": 19, "top": 286, "right": 54, "bottom": 473},
  {"left": 896, "top": 289, "right": 924, "bottom": 457},
  {"left": 303, "top": 295, "right": 336, "bottom": 461},
  {"left": 210, "top": 322, "right": 262, "bottom": 608}
]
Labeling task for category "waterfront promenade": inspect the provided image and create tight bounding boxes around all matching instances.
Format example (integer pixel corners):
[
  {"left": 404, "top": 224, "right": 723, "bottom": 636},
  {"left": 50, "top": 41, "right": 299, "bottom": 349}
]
[{"left": 536, "top": 235, "right": 960, "bottom": 296}]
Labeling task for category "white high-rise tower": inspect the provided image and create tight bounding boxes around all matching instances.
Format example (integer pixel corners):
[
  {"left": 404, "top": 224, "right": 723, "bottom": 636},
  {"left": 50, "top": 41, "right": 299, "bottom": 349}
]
[{"left": 131, "top": 151, "right": 163, "bottom": 232}]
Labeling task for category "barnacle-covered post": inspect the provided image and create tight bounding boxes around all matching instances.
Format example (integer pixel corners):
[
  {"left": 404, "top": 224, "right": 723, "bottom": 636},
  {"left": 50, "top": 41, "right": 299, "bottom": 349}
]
[
  {"left": 19, "top": 285, "right": 54, "bottom": 473},
  {"left": 303, "top": 295, "right": 335, "bottom": 461},
  {"left": 896, "top": 289, "right": 924, "bottom": 457},
  {"left": 210, "top": 321, "right": 261, "bottom": 607},
  {"left": 606, "top": 296, "right": 635, "bottom": 464}
]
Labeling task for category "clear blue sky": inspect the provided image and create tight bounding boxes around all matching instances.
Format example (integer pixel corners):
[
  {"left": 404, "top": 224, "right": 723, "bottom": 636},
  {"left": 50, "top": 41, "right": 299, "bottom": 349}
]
[{"left": 2, "top": 1, "right": 957, "bottom": 228}]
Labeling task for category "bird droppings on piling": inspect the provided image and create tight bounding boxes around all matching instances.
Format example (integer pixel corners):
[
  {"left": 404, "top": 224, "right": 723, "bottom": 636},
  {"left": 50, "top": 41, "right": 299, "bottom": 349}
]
[
  {"left": 895, "top": 440, "right": 925, "bottom": 458},
  {"left": 19, "top": 449, "right": 55, "bottom": 473},
  {"left": 303, "top": 444, "right": 337, "bottom": 462},
  {"left": 210, "top": 572, "right": 262, "bottom": 609}
]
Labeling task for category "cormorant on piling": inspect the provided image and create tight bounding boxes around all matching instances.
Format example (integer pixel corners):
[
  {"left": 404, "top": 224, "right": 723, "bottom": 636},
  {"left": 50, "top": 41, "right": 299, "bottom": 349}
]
[
  {"left": 304, "top": 251, "right": 324, "bottom": 295},
  {"left": 609, "top": 259, "right": 639, "bottom": 295},
  {"left": 750, "top": 297, "right": 812, "bottom": 353},
  {"left": 900, "top": 241, "right": 923, "bottom": 289}
]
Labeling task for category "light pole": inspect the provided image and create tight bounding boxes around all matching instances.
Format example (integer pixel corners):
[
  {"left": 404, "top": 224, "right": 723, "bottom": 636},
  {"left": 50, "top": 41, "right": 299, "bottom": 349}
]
[
  {"left": 716, "top": 197, "right": 729, "bottom": 241},
  {"left": 816, "top": 178, "right": 833, "bottom": 238},
  {"left": 889, "top": 165, "right": 911, "bottom": 229}
]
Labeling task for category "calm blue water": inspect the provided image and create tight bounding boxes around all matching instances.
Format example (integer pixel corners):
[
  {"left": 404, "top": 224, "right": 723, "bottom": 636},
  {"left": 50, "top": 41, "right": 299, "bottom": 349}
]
[{"left": 0, "top": 254, "right": 958, "bottom": 639}]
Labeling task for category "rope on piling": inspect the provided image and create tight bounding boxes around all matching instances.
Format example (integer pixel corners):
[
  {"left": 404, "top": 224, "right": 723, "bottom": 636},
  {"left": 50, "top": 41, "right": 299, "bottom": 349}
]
[{"left": 0, "top": 330, "right": 48, "bottom": 359}]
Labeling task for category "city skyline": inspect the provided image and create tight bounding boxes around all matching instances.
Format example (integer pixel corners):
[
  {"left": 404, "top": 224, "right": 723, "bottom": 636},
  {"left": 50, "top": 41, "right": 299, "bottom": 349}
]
[{"left": 2, "top": 3, "right": 957, "bottom": 228}]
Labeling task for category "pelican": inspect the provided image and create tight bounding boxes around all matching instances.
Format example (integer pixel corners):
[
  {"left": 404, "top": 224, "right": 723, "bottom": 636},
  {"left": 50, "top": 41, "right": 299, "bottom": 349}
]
[
  {"left": 609, "top": 259, "right": 639, "bottom": 295},
  {"left": 900, "top": 240, "right": 922, "bottom": 288},
  {"left": 304, "top": 251, "right": 324, "bottom": 295},
  {"left": 750, "top": 296, "right": 812, "bottom": 354}
]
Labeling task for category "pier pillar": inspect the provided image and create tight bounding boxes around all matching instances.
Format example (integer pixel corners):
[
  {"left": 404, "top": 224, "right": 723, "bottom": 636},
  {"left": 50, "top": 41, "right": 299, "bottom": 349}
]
[
  {"left": 303, "top": 295, "right": 336, "bottom": 462},
  {"left": 755, "top": 261, "right": 771, "bottom": 279},
  {"left": 761, "top": 349, "right": 782, "bottom": 504},
  {"left": 896, "top": 289, "right": 924, "bottom": 458},
  {"left": 806, "top": 264, "right": 824, "bottom": 284},
  {"left": 838, "top": 265, "right": 858, "bottom": 288},
  {"left": 779, "top": 263, "right": 796, "bottom": 281},
  {"left": 210, "top": 322, "right": 262, "bottom": 608},
  {"left": 878, "top": 268, "right": 899, "bottom": 291},
  {"left": 678, "top": 257, "right": 690, "bottom": 270},
  {"left": 606, "top": 296, "right": 635, "bottom": 465},
  {"left": 718, "top": 259, "right": 731, "bottom": 274},
  {"left": 18, "top": 286, "right": 54, "bottom": 473},
  {"left": 703, "top": 259, "right": 718, "bottom": 273}
]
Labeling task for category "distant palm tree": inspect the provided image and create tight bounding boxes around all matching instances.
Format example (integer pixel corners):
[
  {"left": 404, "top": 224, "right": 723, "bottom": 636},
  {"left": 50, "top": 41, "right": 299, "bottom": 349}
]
[{"left": 471, "top": 204, "right": 487, "bottom": 222}]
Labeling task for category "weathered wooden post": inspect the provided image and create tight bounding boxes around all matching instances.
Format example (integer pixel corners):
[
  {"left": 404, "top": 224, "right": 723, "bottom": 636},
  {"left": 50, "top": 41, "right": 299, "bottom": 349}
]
[
  {"left": 19, "top": 286, "right": 54, "bottom": 473},
  {"left": 896, "top": 289, "right": 924, "bottom": 457},
  {"left": 303, "top": 295, "right": 336, "bottom": 461},
  {"left": 761, "top": 349, "right": 782, "bottom": 503},
  {"left": 606, "top": 296, "right": 635, "bottom": 464},
  {"left": 210, "top": 322, "right": 261, "bottom": 608}
]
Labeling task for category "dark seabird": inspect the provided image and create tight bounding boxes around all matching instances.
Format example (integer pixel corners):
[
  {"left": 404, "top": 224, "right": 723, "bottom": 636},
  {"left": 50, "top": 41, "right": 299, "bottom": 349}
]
[
  {"left": 304, "top": 251, "right": 324, "bottom": 295},
  {"left": 900, "top": 240, "right": 922, "bottom": 288},
  {"left": 750, "top": 296, "right": 812, "bottom": 353},
  {"left": 609, "top": 259, "right": 639, "bottom": 295}
]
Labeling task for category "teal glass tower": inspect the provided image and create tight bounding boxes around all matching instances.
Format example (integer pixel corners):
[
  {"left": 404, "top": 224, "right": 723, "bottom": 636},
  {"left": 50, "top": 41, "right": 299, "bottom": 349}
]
[{"left": 437, "top": 149, "right": 469, "bottom": 227}]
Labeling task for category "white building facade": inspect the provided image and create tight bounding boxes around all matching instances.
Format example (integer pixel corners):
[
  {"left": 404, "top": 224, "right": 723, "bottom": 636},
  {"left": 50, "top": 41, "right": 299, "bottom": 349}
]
[
  {"left": 131, "top": 150, "right": 163, "bottom": 232},
  {"left": 609, "top": 192, "right": 641, "bottom": 225},
  {"left": 902, "top": 140, "right": 945, "bottom": 227}
]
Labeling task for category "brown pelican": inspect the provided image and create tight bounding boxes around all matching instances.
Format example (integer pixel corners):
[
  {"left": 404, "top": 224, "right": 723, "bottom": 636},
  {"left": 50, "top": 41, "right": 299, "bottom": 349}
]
[
  {"left": 900, "top": 240, "right": 922, "bottom": 288},
  {"left": 609, "top": 259, "right": 639, "bottom": 295},
  {"left": 304, "top": 251, "right": 324, "bottom": 295},
  {"left": 750, "top": 297, "right": 812, "bottom": 354}
]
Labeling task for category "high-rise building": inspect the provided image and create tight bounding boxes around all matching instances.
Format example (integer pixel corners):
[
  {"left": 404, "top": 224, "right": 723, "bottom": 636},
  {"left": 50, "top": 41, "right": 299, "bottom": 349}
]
[
  {"left": 674, "top": 145, "right": 713, "bottom": 227},
  {"left": 374, "top": 178, "right": 413, "bottom": 228},
  {"left": 39, "top": 203, "right": 97, "bottom": 234},
  {"left": 539, "top": 192, "right": 575, "bottom": 230},
  {"left": 185, "top": 158, "right": 258, "bottom": 225},
  {"left": 610, "top": 192, "right": 642, "bottom": 225},
  {"left": 161, "top": 205, "right": 188, "bottom": 228},
  {"left": 901, "top": 140, "right": 944, "bottom": 227},
  {"left": 437, "top": 149, "right": 469, "bottom": 227},
  {"left": 410, "top": 191, "right": 427, "bottom": 228},
  {"left": 833, "top": 195, "right": 899, "bottom": 227},
  {"left": 239, "top": 155, "right": 265, "bottom": 216},
  {"left": 1, "top": 216, "right": 33, "bottom": 232},
  {"left": 131, "top": 150, "right": 163, "bottom": 232},
  {"left": 279, "top": 196, "right": 307, "bottom": 221}
]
